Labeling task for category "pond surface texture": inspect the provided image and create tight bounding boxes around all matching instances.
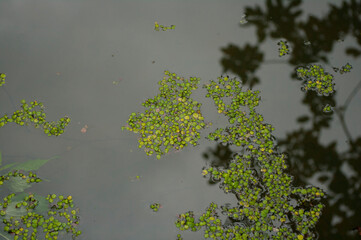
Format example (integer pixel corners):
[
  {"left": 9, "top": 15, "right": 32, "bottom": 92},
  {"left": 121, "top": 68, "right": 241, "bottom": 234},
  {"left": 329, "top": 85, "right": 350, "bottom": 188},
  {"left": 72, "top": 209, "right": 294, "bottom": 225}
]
[{"left": 1, "top": 0, "right": 361, "bottom": 239}]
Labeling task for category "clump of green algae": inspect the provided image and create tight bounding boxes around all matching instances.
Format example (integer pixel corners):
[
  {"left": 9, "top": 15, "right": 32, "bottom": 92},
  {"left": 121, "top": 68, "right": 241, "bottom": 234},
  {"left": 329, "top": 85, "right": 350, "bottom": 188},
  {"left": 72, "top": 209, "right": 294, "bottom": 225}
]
[
  {"left": 0, "top": 171, "right": 81, "bottom": 240},
  {"left": 154, "top": 22, "right": 175, "bottom": 31},
  {"left": 174, "top": 76, "right": 325, "bottom": 240},
  {"left": 0, "top": 73, "right": 81, "bottom": 239},
  {"left": 296, "top": 64, "right": 335, "bottom": 96},
  {"left": 122, "top": 71, "right": 209, "bottom": 159},
  {"left": 277, "top": 40, "right": 290, "bottom": 57}
]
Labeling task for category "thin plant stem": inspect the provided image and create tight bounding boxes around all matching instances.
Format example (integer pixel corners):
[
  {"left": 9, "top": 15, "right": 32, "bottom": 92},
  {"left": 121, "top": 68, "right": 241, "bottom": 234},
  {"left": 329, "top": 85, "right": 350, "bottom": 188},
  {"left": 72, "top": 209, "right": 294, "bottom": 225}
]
[{"left": 0, "top": 232, "right": 11, "bottom": 240}]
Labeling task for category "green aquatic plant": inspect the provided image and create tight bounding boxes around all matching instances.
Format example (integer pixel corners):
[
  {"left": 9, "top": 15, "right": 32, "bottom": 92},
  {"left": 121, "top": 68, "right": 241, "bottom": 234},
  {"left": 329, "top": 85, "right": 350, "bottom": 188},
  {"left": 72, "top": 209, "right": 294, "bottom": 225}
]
[
  {"left": 0, "top": 74, "right": 5, "bottom": 87},
  {"left": 277, "top": 40, "right": 290, "bottom": 57},
  {"left": 0, "top": 171, "right": 81, "bottom": 240},
  {"left": 296, "top": 64, "right": 336, "bottom": 113},
  {"left": 154, "top": 22, "right": 175, "bottom": 32},
  {"left": 175, "top": 76, "right": 325, "bottom": 239},
  {"left": 0, "top": 99, "right": 70, "bottom": 136},
  {"left": 150, "top": 203, "right": 161, "bottom": 212},
  {"left": 296, "top": 64, "right": 334, "bottom": 96},
  {"left": 333, "top": 63, "right": 352, "bottom": 74},
  {"left": 0, "top": 74, "right": 81, "bottom": 239},
  {"left": 0, "top": 74, "right": 70, "bottom": 136},
  {"left": 122, "top": 71, "right": 210, "bottom": 159}
]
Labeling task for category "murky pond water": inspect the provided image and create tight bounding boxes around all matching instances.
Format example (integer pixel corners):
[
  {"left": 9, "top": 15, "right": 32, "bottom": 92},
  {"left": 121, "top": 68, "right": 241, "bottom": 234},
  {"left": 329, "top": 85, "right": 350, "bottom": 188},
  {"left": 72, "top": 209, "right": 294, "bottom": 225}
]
[{"left": 1, "top": 1, "right": 361, "bottom": 239}]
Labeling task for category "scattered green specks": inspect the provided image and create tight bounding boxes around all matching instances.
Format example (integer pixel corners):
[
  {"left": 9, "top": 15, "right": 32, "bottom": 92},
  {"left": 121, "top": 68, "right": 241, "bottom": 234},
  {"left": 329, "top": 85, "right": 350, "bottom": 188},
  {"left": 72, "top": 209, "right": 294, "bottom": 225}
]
[
  {"left": 333, "top": 63, "right": 352, "bottom": 74},
  {"left": 0, "top": 73, "right": 6, "bottom": 86},
  {"left": 150, "top": 203, "right": 161, "bottom": 212},
  {"left": 129, "top": 175, "right": 141, "bottom": 182},
  {"left": 278, "top": 40, "right": 290, "bottom": 56},
  {"left": 296, "top": 64, "right": 335, "bottom": 96},
  {"left": 322, "top": 104, "right": 333, "bottom": 113},
  {"left": 154, "top": 21, "right": 175, "bottom": 31}
]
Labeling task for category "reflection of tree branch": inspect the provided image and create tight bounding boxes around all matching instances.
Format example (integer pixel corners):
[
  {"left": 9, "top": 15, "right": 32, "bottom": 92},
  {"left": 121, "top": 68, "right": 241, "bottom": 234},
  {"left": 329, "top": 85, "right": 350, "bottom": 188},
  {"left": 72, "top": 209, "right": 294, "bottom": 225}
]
[
  {"left": 343, "top": 78, "right": 361, "bottom": 111},
  {"left": 263, "top": 59, "right": 288, "bottom": 64},
  {"left": 334, "top": 107, "right": 354, "bottom": 146},
  {"left": 333, "top": 79, "right": 361, "bottom": 146}
]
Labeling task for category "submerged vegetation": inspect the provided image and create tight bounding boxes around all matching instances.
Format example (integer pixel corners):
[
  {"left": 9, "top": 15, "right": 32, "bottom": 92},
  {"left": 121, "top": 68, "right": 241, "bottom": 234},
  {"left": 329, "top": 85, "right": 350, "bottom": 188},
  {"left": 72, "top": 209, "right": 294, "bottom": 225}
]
[{"left": 0, "top": 73, "right": 81, "bottom": 239}]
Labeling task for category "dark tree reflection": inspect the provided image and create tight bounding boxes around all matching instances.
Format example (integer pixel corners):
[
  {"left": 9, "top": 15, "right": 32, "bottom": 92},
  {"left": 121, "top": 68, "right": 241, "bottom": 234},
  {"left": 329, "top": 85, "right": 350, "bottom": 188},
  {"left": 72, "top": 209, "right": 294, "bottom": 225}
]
[{"left": 203, "top": 0, "right": 361, "bottom": 238}]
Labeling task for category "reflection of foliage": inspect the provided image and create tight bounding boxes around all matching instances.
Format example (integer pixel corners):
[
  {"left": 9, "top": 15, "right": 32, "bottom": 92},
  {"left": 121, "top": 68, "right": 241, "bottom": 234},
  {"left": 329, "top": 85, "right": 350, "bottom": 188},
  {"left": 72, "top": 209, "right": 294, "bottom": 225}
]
[
  {"left": 0, "top": 99, "right": 70, "bottom": 136},
  {"left": 154, "top": 22, "right": 175, "bottom": 32},
  {"left": 218, "top": 1, "right": 361, "bottom": 238},
  {"left": 202, "top": 143, "right": 233, "bottom": 186},
  {"left": 123, "top": 71, "right": 209, "bottom": 159},
  {"left": 176, "top": 77, "right": 325, "bottom": 239},
  {"left": 278, "top": 40, "right": 290, "bottom": 57},
  {"left": 220, "top": 44, "right": 263, "bottom": 88}
]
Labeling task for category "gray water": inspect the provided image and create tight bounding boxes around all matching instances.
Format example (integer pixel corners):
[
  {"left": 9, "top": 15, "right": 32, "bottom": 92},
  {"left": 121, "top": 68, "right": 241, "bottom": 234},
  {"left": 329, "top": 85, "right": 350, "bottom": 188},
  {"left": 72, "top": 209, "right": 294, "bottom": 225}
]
[{"left": 1, "top": 1, "right": 361, "bottom": 239}]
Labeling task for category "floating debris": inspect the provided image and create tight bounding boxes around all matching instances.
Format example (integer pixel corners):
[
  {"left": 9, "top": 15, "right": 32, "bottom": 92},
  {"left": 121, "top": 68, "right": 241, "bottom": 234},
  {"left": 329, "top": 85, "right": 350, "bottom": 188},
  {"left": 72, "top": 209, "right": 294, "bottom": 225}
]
[
  {"left": 239, "top": 14, "right": 248, "bottom": 24},
  {"left": 80, "top": 125, "right": 88, "bottom": 134}
]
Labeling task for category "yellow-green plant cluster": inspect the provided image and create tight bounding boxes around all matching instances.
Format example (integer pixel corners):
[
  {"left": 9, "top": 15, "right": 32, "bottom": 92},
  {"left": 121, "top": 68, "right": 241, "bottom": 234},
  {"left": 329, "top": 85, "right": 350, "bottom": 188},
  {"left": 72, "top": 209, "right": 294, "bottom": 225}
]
[
  {"left": 277, "top": 40, "right": 290, "bottom": 57},
  {"left": 122, "top": 71, "right": 209, "bottom": 159},
  {"left": 0, "top": 73, "right": 5, "bottom": 87},
  {"left": 0, "top": 171, "right": 81, "bottom": 240},
  {"left": 175, "top": 76, "right": 325, "bottom": 239},
  {"left": 0, "top": 100, "right": 70, "bottom": 136},
  {"left": 296, "top": 64, "right": 335, "bottom": 96},
  {"left": 154, "top": 22, "right": 175, "bottom": 31}
]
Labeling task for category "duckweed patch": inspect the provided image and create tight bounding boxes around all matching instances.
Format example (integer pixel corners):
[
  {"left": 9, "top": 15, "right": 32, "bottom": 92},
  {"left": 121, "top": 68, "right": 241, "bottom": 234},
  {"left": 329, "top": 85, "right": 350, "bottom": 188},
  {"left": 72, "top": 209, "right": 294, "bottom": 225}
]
[
  {"left": 296, "top": 64, "right": 335, "bottom": 96},
  {"left": 175, "top": 76, "right": 325, "bottom": 239},
  {"left": 122, "top": 71, "right": 209, "bottom": 159},
  {"left": 333, "top": 63, "right": 352, "bottom": 74},
  {"left": 0, "top": 73, "right": 5, "bottom": 87},
  {"left": 0, "top": 171, "right": 81, "bottom": 240},
  {"left": 322, "top": 104, "right": 333, "bottom": 113},
  {"left": 1, "top": 74, "right": 81, "bottom": 239},
  {"left": 150, "top": 203, "right": 161, "bottom": 212},
  {"left": 277, "top": 40, "right": 290, "bottom": 57},
  {"left": 0, "top": 99, "right": 70, "bottom": 136},
  {"left": 154, "top": 22, "right": 175, "bottom": 31}
]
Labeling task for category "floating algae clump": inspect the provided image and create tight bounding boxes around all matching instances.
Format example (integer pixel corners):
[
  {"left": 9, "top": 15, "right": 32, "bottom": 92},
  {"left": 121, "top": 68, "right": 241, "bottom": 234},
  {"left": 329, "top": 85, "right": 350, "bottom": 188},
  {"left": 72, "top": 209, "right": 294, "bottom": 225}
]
[
  {"left": 123, "top": 71, "right": 209, "bottom": 159},
  {"left": 296, "top": 64, "right": 335, "bottom": 96},
  {"left": 175, "top": 76, "right": 325, "bottom": 239}
]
